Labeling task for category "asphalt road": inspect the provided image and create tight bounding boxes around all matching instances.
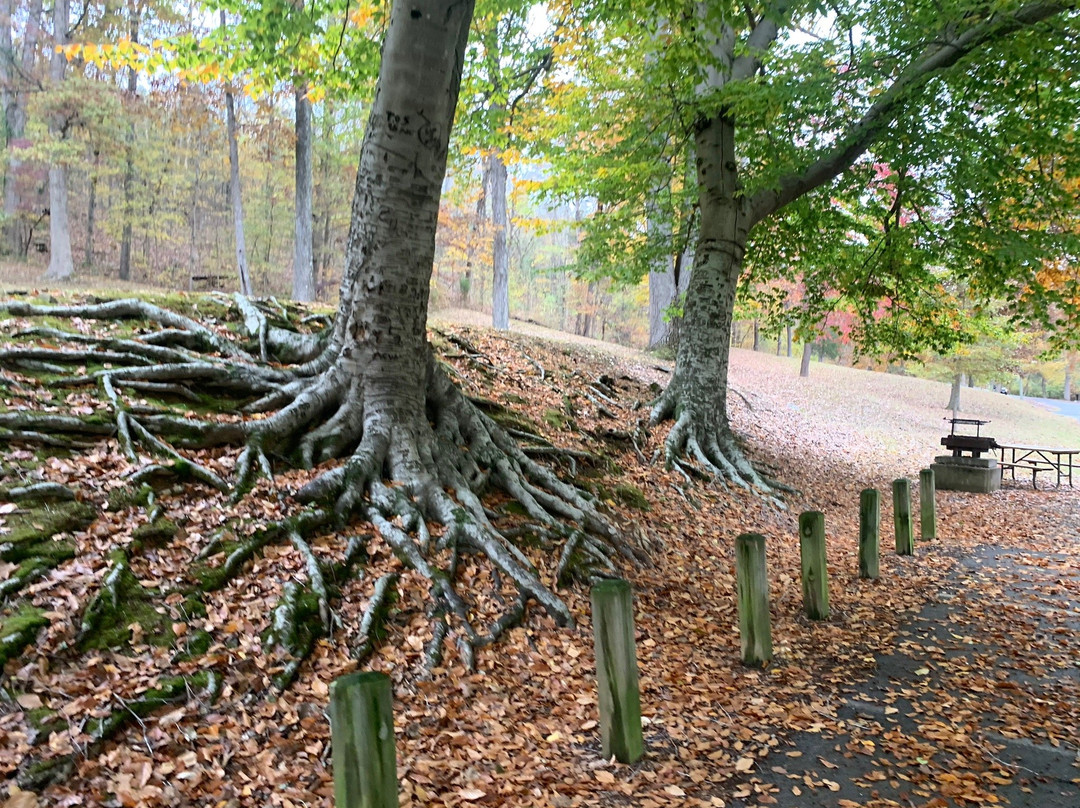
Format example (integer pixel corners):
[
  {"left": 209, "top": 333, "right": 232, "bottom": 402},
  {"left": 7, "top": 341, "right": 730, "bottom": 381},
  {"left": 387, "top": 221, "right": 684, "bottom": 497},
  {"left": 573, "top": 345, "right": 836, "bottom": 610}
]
[{"left": 1025, "top": 396, "right": 1080, "bottom": 424}]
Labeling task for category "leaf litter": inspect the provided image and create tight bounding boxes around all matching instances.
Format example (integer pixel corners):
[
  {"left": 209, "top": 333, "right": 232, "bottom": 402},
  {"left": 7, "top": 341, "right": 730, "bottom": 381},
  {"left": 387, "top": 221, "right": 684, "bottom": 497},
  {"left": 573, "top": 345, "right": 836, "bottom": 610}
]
[{"left": 1, "top": 308, "right": 1078, "bottom": 807}]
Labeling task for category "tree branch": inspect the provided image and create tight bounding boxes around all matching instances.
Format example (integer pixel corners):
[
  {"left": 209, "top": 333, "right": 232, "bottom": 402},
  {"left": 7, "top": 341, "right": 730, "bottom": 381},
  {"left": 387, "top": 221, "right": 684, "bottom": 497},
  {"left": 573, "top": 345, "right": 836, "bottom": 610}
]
[{"left": 748, "top": 0, "right": 1076, "bottom": 226}]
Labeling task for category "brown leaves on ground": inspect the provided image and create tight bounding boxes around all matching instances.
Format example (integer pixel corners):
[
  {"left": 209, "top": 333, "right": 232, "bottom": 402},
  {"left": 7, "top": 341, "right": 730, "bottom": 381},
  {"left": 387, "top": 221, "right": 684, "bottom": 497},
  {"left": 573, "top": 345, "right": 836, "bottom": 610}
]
[{"left": 2, "top": 312, "right": 1079, "bottom": 807}]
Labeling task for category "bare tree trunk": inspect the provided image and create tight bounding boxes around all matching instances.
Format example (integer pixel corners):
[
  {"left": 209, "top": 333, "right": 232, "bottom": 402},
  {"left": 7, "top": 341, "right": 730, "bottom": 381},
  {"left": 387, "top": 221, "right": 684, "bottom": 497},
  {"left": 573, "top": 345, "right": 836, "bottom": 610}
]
[
  {"left": 84, "top": 152, "right": 98, "bottom": 267},
  {"left": 292, "top": 85, "right": 314, "bottom": 301},
  {"left": 489, "top": 150, "right": 509, "bottom": 330},
  {"left": 1, "top": 0, "right": 13, "bottom": 203},
  {"left": 1065, "top": 352, "right": 1075, "bottom": 401},
  {"left": 118, "top": 9, "right": 139, "bottom": 280},
  {"left": 44, "top": 0, "right": 73, "bottom": 281},
  {"left": 786, "top": 325, "right": 792, "bottom": 357},
  {"left": 947, "top": 372, "right": 962, "bottom": 411},
  {"left": 752, "top": 319, "right": 759, "bottom": 351},
  {"left": 3, "top": 0, "right": 41, "bottom": 256},
  {"left": 222, "top": 11, "right": 252, "bottom": 296},
  {"left": 799, "top": 343, "right": 811, "bottom": 378}
]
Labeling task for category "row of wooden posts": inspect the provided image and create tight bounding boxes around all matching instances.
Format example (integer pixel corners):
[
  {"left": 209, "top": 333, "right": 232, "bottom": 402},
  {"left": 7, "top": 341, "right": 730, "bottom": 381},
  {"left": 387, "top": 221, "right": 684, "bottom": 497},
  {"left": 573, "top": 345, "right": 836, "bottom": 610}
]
[{"left": 328, "top": 470, "right": 938, "bottom": 805}]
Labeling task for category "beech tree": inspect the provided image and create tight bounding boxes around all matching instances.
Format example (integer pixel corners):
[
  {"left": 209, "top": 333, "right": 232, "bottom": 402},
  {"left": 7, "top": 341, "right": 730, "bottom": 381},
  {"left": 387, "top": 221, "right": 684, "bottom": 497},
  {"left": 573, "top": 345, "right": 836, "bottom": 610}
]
[
  {"left": 546, "top": 1, "right": 1080, "bottom": 492},
  {"left": 3, "top": 0, "right": 636, "bottom": 664}
]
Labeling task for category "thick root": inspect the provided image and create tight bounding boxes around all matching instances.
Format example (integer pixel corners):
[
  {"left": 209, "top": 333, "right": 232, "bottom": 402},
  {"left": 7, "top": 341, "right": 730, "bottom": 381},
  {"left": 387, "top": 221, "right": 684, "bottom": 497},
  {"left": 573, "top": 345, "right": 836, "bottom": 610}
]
[{"left": 651, "top": 385, "right": 786, "bottom": 505}]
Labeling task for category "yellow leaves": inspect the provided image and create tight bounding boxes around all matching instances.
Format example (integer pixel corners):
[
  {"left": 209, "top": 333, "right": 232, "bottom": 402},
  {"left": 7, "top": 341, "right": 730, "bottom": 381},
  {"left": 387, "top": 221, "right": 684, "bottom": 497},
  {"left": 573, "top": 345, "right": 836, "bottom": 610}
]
[{"left": 350, "top": 3, "right": 379, "bottom": 30}]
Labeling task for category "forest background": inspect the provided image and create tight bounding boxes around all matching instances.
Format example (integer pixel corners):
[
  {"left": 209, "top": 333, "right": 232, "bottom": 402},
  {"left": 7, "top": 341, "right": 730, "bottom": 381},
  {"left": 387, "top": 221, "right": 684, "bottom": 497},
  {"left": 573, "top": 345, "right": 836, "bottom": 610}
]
[{"left": 1, "top": 0, "right": 1077, "bottom": 400}]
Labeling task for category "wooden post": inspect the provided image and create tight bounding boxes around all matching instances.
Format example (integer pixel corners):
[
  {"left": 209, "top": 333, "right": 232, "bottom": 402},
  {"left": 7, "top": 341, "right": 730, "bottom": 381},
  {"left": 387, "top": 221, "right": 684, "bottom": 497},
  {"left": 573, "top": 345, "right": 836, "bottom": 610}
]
[
  {"left": 859, "top": 488, "right": 880, "bottom": 579},
  {"left": 798, "top": 511, "right": 830, "bottom": 619},
  {"left": 919, "top": 468, "right": 936, "bottom": 541},
  {"left": 590, "top": 579, "right": 644, "bottom": 764},
  {"left": 735, "top": 533, "right": 773, "bottom": 667},
  {"left": 330, "top": 671, "right": 399, "bottom": 808},
  {"left": 893, "top": 478, "right": 914, "bottom": 556}
]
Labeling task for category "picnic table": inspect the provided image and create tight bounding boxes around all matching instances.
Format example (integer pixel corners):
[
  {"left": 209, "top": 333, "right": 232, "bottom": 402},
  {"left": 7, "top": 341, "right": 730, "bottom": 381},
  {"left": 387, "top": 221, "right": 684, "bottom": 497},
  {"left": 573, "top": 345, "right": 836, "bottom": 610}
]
[{"left": 995, "top": 444, "right": 1079, "bottom": 489}]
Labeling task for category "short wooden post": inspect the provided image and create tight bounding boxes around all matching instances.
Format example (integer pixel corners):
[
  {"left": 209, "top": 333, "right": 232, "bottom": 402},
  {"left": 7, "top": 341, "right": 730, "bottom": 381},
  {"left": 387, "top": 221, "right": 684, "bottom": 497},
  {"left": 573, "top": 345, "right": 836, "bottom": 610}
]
[
  {"left": 798, "top": 511, "right": 830, "bottom": 619},
  {"left": 735, "top": 532, "right": 773, "bottom": 667},
  {"left": 892, "top": 478, "right": 914, "bottom": 556},
  {"left": 859, "top": 488, "right": 880, "bottom": 579},
  {"left": 919, "top": 468, "right": 936, "bottom": 541},
  {"left": 330, "top": 672, "right": 399, "bottom": 808},
  {"left": 590, "top": 579, "right": 644, "bottom": 764}
]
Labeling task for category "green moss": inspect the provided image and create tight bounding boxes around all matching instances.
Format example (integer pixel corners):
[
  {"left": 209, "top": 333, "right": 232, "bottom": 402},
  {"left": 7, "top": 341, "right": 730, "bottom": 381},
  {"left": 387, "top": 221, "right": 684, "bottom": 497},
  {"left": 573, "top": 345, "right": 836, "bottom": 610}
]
[
  {"left": 78, "top": 554, "right": 173, "bottom": 651},
  {"left": 172, "top": 629, "right": 213, "bottom": 662},
  {"left": 614, "top": 484, "right": 651, "bottom": 511},
  {"left": 1, "top": 500, "right": 95, "bottom": 550},
  {"left": 0, "top": 604, "right": 48, "bottom": 667},
  {"left": 501, "top": 392, "right": 528, "bottom": 405},
  {"left": 543, "top": 409, "right": 569, "bottom": 429},
  {"left": 85, "top": 672, "right": 209, "bottom": 739},
  {"left": 106, "top": 484, "right": 154, "bottom": 511},
  {"left": 132, "top": 517, "right": 179, "bottom": 546},
  {"left": 0, "top": 557, "right": 53, "bottom": 597},
  {"left": 1, "top": 537, "right": 76, "bottom": 565},
  {"left": 500, "top": 500, "right": 529, "bottom": 516}
]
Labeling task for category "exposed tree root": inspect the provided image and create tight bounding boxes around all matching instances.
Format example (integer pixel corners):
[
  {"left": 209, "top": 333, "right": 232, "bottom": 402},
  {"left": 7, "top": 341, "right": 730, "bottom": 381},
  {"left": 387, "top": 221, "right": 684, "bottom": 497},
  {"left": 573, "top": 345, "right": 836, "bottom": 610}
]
[
  {"left": 16, "top": 671, "right": 221, "bottom": 790},
  {"left": 650, "top": 382, "right": 787, "bottom": 506},
  {"left": 0, "top": 294, "right": 646, "bottom": 684},
  {"left": 353, "top": 572, "right": 399, "bottom": 662}
]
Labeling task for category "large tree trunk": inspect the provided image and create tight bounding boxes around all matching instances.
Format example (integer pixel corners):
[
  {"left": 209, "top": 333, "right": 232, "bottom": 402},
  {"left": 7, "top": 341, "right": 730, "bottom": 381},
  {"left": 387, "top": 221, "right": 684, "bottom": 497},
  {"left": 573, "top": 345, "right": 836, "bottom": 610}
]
[
  {"left": 292, "top": 85, "right": 314, "bottom": 301},
  {"left": 650, "top": 114, "right": 771, "bottom": 491},
  {"left": 245, "top": 0, "right": 623, "bottom": 635},
  {"left": 489, "top": 150, "right": 509, "bottom": 330},
  {"left": 44, "top": 0, "right": 73, "bottom": 281},
  {"left": 1065, "top": 352, "right": 1075, "bottom": 401}
]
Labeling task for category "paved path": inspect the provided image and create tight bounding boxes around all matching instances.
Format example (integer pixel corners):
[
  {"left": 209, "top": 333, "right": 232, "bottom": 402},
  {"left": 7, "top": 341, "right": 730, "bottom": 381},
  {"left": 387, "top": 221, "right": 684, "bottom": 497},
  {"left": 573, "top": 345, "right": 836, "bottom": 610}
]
[
  {"left": 729, "top": 531, "right": 1080, "bottom": 807},
  {"left": 1025, "top": 396, "right": 1080, "bottom": 425}
]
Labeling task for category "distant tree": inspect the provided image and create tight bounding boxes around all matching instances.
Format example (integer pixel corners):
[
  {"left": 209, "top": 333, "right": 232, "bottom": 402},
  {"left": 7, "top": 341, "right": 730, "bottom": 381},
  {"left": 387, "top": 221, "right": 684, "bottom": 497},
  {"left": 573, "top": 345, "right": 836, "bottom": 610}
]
[{"left": 43, "top": 0, "right": 73, "bottom": 280}]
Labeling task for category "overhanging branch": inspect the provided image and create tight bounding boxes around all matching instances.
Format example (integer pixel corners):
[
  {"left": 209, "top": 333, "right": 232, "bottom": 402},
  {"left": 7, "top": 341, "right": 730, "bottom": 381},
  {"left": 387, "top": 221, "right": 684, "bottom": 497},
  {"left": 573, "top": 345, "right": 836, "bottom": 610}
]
[{"left": 747, "top": 0, "right": 1076, "bottom": 226}]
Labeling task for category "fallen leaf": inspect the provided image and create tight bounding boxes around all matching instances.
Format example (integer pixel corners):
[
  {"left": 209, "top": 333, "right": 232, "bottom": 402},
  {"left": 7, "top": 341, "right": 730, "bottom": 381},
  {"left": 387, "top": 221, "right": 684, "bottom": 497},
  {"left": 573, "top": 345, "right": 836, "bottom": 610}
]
[
  {"left": 594, "top": 770, "right": 615, "bottom": 784},
  {"left": 458, "top": 788, "right": 486, "bottom": 801},
  {"left": 16, "top": 693, "right": 43, "bottom": 710}
]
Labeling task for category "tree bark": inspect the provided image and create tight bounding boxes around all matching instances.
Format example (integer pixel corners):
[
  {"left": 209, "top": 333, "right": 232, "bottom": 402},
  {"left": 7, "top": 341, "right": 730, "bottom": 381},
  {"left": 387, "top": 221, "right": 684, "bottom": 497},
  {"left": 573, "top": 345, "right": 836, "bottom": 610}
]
[
  {"left": 650, "top": 113, "right": 770, "bottom": 489},
  {"left": 84, "top": 153, "right": 97, "bottom": 267},
  {"left": 947, "top": 372, "right": 962, "bottom": 412},
  {"left": 3, "top": 0, "right": 42, "bottom": 256},
  {"left": 44, "top": 0, "right": 73, "bottom": 281},
  {"left": 1065, "top": 352, "right": 1075, "bottom": 401},
  {"left": 646, "top": 185, "right": 675, "bottom": 349},
  {"left": 222, "top": 10, "right": 252, "bottom": 296},
  {"left": 292, "top": 85, "right": 315, "bottom": 301},
  {"left": 489, "top": 150, "right": 509, "bottom": 330},
  {"left": 117, "top": 9, "right": 139, "bottom": 281},
  {"left": 799, "top": 343, "right": 811, "bottom": 378}
]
